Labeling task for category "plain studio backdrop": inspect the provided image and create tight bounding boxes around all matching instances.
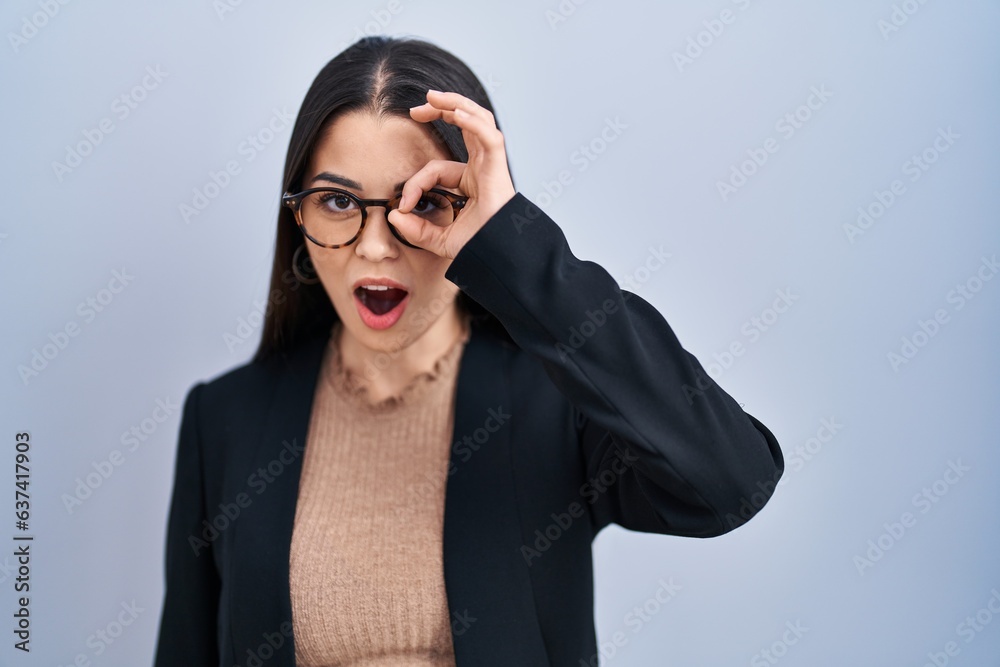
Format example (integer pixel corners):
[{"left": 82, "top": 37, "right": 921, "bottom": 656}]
[{"left": 2, "top": 1, "right": 998, "bottom": 665}]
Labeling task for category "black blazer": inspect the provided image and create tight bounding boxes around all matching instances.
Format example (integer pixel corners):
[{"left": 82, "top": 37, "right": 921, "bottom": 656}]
[{"left": 153, "top": 193, "right": 784, "bottom": 667}]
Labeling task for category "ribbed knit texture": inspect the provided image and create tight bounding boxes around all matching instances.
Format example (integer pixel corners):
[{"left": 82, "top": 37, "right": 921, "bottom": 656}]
[{"left": 289, "top": 315, "right": 471, "bottom": 666}]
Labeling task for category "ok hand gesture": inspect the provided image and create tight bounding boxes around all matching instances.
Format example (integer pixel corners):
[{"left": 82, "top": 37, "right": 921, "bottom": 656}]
[{"left": 388, "top": 89, "right": 517, "bottom": 260}]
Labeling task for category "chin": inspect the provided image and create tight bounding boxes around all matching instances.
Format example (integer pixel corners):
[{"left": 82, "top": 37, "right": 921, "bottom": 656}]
[{"left": 347, "top": 314, "right": 416, "bottom": 349}]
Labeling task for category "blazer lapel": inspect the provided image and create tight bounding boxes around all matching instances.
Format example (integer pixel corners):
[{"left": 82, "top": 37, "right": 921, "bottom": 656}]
[
  {"left": 228, "top": 330, "right": 326, "bottom": 666},
  {"left": 443, "top": 325, "right": 551, "bottom": 665},
  {"left": 228, "top": 321, "right": 550, "bottom": 666}
]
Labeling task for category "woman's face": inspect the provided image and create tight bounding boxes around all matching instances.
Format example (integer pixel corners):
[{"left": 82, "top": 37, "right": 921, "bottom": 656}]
[{"left": 301, "top": 110, "right": 463, "bottom": 354}]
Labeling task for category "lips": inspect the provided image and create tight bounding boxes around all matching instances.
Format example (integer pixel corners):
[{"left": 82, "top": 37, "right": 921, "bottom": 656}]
[{"left": 351, "top": 277, "right": 411, "bottom": 329}]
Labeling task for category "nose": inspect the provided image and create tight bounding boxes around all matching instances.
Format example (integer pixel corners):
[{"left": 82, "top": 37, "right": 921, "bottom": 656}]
[{"left": 354, "top": 205, "right": 400, "bottom": 261}]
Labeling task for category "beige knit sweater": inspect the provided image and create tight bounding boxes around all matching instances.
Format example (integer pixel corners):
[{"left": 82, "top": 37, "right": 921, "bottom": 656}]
[{"left": 289, "top": 316, "right": 471, "bottom": 666}]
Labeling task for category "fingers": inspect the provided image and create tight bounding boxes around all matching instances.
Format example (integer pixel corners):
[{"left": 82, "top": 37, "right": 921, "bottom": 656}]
[
  {"left": 400, "top": 89, "right": 513, "bottom": 260},
  {"left": 387, "top": 208, "right": 447, "bottom": 257},
  {"left": 410, "top": 90, "right": 504, "bottom": 155},
  {"left": 397, "top": 160, "right": 465, "bottom": 213},
  {"left": 411, "top": 89, "right": 496, "bottom": 127},
  {"left": 451, "top": 107, "right": 505, "bottom": 151}
]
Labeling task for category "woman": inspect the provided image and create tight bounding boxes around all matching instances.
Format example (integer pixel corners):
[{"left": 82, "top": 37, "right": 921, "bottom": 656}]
[{"left": 153, "top": 35, "right": 784, "bottom": 667}]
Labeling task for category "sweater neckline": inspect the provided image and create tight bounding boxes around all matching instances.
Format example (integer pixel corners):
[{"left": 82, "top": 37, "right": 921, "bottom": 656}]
[{"left": 323, "top": 316, "right": 471, "bottom": 412}]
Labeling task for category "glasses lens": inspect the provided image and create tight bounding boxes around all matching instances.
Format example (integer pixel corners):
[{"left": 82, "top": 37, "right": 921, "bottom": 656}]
[
  {"left": 299, "top": 190, "right": 363, "bottom": 246},
  {"left": 399, "top": 191, "right": 456, "bottom": 226}
]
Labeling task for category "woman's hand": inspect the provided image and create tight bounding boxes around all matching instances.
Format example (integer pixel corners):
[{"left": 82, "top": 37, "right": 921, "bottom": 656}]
[{"left": 387, "top": 89, "right": 516, "bottom": 260}]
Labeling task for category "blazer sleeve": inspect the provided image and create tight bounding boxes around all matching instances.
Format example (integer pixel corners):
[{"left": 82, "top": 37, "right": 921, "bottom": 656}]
[
  {"left": 443, "top": 193, "right": 784, "bottom": 538},
  {"left": 153, "top": 382, "right": 221, "bottom": 665}
]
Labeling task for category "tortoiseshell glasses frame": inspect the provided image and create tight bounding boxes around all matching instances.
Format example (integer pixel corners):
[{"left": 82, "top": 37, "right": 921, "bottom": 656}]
[{"left": 281, "top": 187, "right": 468, "bottom": 250}]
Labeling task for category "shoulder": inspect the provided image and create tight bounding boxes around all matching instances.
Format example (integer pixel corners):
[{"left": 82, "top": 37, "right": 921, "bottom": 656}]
[
  {"left": 183, "top": 331, "right": 327, "bottom": 437},
  {"left": 197, "top": 356, "right": 280, "bottom": 409},
  {"left": 183, "top": 318, "right": 532, "bottom": 426}
]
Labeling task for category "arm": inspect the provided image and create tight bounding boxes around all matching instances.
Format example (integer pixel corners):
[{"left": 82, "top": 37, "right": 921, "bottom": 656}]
[
  {"left": 444, "top": 193, "right": 784, "bottom": 538},
  {"left": 153, "top": 382, "right": 221, "bottom": 664}
]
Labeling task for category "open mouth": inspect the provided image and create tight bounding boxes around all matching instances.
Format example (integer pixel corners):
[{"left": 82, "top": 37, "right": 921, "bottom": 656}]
[
  {"left": 353, "top": 284, "right": 411, "bottom": 330},
  {"left": 354, "top": 285, "right": 409, "bottom": 316}
]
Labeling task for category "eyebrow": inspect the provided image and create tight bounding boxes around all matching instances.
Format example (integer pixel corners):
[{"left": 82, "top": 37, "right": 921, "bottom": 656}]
[{"left": 310, "top": 171, "right": 407, "bottom": 193}]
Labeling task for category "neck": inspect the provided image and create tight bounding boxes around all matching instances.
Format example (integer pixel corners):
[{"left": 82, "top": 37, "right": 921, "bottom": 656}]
[{"left": 336, "top": 304, "right": 468, "bottom": 401}]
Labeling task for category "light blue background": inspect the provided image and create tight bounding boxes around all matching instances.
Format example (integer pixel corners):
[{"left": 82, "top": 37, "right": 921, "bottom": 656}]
[{"left": 1, "top": 1, "right": 998, "bottom": 665}]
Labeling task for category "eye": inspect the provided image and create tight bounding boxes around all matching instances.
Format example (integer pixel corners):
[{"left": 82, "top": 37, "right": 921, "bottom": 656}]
[
  {"left": 412, "top": 192, "right": 448, "bottom": 213},
  {"left": 317, "top": 191, "right": 358, "bottom": 213}
]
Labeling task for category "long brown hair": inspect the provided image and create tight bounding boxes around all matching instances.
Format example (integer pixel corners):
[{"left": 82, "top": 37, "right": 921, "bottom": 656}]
[{"left": 254, "top": 35, "right": 515, "bottom": 363}]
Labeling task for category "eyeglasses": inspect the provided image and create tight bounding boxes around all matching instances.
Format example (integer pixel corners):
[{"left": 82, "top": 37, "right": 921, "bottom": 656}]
[{"left": 281, "top": 187, "right": 468, "bottom": 249}]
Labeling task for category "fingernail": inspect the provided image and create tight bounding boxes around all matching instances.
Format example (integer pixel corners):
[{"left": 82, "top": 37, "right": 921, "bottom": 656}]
[{"left": 428, "top": 89, "right": 442, "bottom": 94}]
